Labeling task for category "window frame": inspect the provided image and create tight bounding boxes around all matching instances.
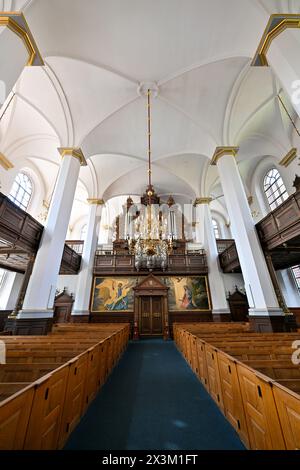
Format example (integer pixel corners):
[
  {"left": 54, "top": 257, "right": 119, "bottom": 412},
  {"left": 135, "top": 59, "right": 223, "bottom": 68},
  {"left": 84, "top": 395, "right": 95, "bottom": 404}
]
[
  {"left": 212, "top": 218, "right": 220, "bottom": 240},
  {"left": 263, "top": 168, "right": 288, "bottom": 212},
  {"left": 9, "top": 172, "right": 33, "bottom": 211}
]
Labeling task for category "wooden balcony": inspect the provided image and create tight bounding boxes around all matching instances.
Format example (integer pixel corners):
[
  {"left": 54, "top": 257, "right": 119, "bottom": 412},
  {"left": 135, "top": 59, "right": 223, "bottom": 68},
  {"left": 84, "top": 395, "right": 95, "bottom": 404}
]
[
  {"left": 256, "top": 189, "right": 300, "bottom": 250},
  {"left": 94, "top": 250, "right": 208, "bottom": 275},
  {"left": 0, "top": 193, "right": 82, "bottom": 275},
  {"left": 217, "top": 239, "right": 241, "bottom": 273},
  {"left": 60, "top": 243, "right": 82, "bottom": 274},
  {"left": 0, "top": 192, "right": 43, "bottom": 252}
]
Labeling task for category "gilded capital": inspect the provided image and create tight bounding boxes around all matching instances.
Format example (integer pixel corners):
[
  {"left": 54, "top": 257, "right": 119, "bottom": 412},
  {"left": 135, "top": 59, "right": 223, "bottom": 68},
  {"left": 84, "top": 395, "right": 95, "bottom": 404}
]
[
  {"left": 211, "top": 147, "right": 239, "bottom": 166},
  {"left": 252, "top": 14, "right": 300, "bottom": 67},
  {"left": 279, "top": 148, "right": 297, "bottom": 167},
  {"left": 0, "top": 152, "right": 14, "bottom": 170},
  {"left": 87, "top": 198, "right": 105, "bottom": 206},
  {"left": 194, "top": 197, "right": 213, "bottom": 206},
  {"left": 58, "top": 147, "right": 87, "bottom": 167},
  {"left": 0, "top": 12, "right": 44, "bottom": 66}
]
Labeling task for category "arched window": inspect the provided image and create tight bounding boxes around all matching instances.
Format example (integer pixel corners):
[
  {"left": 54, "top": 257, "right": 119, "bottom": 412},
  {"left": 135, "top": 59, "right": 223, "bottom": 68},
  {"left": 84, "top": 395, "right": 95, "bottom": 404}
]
[
  {"left": 80, "top": 224, "right": 87, "bottom": 241},
  {"left": 9, "top": 173, "right": 33, "bottom": 211},
  {"left": 263, "top": 168, "right": 288, "bottom": 211},
  {"left": 212, "top": 219, "right": 220, "bottom": 239}
]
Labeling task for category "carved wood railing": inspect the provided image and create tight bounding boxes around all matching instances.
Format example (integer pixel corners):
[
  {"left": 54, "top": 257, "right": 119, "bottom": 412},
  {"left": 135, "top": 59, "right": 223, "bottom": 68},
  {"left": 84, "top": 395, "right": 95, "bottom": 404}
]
[
  {"left": 0, "top": 193, "right": 82, "bottom": 275},
  {"left": 217, "top": 240, "right": 241, "bottom": 273},
  {"left": 0, "top": 192, "right": 43, "bottom": 252},
  {"left": 94, "top": 252, "right": 208, "bottom": 274},
  {"left": 256, "top": 190, "right": 300, "bottom": 250},
  {"left": 65, "top": 240, "right": 84, "bottom": 255}
]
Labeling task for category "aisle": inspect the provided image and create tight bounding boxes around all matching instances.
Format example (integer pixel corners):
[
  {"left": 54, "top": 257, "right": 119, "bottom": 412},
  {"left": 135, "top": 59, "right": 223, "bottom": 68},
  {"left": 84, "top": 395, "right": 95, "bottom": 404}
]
[{"left": 65, "top": 339, "right": 245, "bottom": 450}]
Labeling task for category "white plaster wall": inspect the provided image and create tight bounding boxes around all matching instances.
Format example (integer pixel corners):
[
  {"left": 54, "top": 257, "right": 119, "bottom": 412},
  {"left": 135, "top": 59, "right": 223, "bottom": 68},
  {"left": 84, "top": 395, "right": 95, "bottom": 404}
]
[
  {"left": 277, "top": 269, "right": 300, "bottom": 308},
  {"left": 222, "top": 273, "right": 245, "bottom": 297},
  {"left": 0, "top": 272, "right": 23, "bottom": 310},
  {"left": 56, "top": 275, "right": 78, "bottom": 298}
]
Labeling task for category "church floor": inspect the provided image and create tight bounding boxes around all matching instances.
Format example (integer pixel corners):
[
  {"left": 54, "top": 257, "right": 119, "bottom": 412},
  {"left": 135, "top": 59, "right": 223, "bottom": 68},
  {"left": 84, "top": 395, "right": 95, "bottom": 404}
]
[{"left": 65, "top": 339, "right": 245, "bottom": 450}]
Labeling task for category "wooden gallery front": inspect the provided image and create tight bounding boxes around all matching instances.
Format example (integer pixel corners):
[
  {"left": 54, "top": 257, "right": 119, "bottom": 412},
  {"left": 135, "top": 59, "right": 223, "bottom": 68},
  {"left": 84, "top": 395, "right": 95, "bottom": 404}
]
[{"left": 88, "top": 243, "right": 213, "bottom": 339}]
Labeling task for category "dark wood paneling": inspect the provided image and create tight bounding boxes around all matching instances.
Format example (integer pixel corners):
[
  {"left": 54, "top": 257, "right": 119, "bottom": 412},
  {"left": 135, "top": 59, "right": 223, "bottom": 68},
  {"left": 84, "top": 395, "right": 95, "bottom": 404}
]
[
  {"left": 168, "top": 311, "right": 212, "bottom": 338},
  {"left": 4, "top": 317, "right": 53, "bottom": 335},
  {"left": 212, "top": 313, "right": 232, "bottom": 322},
  {"left": 94, "top": 253, "right": 208, "bottom": 275},
  {"left": 257, "top": 190, "right": 300, "bottom": 251},
  {"left": 249, "top": 315, "right": 297, "bottom": 333},
  {"left": 90, "top": 313, "right": 134, "bottom": 337},
  {"left": 70, "top": 315, "right": 90, "bottom": 323},
  {"left": 60, "top": 245, "right": 82, "bottom": 274},
  {"left": 0, "top": 193, "right": 43, "bottom": 252},
  {"left": 0, "top": 311, "right": 12, "bottom": 331},
  {"left": 219, "top": 243, "right": 241, "bottom": 273},
  {"left": 289, "top": 308, "right": 300, "bottom": 327}
]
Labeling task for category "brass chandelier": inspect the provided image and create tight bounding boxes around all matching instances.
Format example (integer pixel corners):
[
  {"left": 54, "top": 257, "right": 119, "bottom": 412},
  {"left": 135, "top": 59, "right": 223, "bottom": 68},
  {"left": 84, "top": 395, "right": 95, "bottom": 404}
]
[{"left": 129, "top": 89, "right": 173, "bottom": 271}]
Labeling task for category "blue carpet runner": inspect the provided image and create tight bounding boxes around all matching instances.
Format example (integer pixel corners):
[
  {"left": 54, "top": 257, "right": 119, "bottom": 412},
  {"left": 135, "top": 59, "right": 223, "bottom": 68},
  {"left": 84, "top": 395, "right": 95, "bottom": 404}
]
[{"left": 65, "top": 339, "right": 245, "bottom": 450}]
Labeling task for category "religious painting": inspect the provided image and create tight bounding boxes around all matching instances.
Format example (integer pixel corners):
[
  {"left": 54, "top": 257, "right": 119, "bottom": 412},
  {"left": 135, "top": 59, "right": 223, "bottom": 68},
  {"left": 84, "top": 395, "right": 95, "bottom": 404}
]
[
  {"left": 165, "top": 276, "right": 211, "bottom": 311},
  {"left": 91, "top": 277, "right": 137, "bottom": 312}
]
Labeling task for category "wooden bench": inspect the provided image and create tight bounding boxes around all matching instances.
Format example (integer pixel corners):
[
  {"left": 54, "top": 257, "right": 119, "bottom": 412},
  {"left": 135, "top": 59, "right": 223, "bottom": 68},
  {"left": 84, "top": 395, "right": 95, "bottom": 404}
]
[
  {"left": 174, "top": 323, "right": 300, "bottom": 450},
  {"left": 0, "top": 323, "right": 130, "bottom": 450}
]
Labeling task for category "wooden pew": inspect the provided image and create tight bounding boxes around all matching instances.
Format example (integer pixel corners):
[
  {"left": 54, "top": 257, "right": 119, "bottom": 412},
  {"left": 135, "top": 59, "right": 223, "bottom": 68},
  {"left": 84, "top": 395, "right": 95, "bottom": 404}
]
[
  {"left": 174, "top": 324, "right": 300, "bottom": 450},
  {"left": 58, "top": 353, "right": 89, "bottom": 449},
  {"left": 273, "top": 382, "right": 300, "bottom": 450},
  {"left": 0, "top": 363, "right": 62, "bottom": 382},
  {"left": 0, "top": 323, "right": 130, "bottom": 450},
  {"left": 0, "top": 384, "right": 35, "bottom": 450}
]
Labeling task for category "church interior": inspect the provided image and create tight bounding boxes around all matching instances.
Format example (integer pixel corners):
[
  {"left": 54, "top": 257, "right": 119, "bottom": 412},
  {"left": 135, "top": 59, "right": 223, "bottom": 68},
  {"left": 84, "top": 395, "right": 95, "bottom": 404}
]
[{"left": 0, "top": 0, "right": 300, "bottom": 453}]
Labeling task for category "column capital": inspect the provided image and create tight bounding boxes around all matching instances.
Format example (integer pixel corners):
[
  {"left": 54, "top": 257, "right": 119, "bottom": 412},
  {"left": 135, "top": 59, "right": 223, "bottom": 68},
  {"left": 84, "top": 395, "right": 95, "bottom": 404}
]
[
  {"left": 87, "top": 198, "right": 105, "bottom": 206},
  {"left": 211, "top": 147, "right": 239, "bottom": 166},
  {"left": 279, "top": 148, "right": 297, "bottom": 167},
  {"left": 252, "top": 14, "right": 300, "bottom": 67},
  {"left": 0, "top": 152, "right": 14, "bottom": 170},
  {"left": 58, "top": 147, "right": 87, "bottom": 167},
  {"left": 0, "top": 12, "right": 44, "bottom": 66},
  {"left": 194, "top": 197, "right": 213, "bottom": 206}
]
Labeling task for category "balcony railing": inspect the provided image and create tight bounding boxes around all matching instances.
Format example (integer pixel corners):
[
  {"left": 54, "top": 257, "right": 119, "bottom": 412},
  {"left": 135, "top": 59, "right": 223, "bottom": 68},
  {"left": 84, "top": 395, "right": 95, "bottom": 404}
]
[
  {"left": 0, "top": 193, "right": 82, "bottom": 275},
  {"left": 94, "top": 251, "right": 208, "bottom": 274},
  {"left": 65, "top": 240, "right": 84, "bottom": 255},
  {"left": 256, "top": 189, "right": 300, "bottom": 250}
]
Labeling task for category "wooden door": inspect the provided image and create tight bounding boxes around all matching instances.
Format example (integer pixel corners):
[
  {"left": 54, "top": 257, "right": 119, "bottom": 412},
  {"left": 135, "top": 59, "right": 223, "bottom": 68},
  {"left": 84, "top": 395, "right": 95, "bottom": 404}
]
[
  {"left": 140, "top": 296, "right": 163, "bottom": 336},
  {"left": 152, "top": 296, "right": 163, "bottom": 335},
  {"left": 140, "top": 297, "right": 151, "bottom": 335}
]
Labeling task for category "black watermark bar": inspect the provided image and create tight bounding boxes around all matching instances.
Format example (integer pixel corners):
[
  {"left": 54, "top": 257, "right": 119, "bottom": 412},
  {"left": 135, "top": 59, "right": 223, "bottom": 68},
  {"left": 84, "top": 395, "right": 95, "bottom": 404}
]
[{"left": 0, "top": 451, "right": 299, "bottom": 467}]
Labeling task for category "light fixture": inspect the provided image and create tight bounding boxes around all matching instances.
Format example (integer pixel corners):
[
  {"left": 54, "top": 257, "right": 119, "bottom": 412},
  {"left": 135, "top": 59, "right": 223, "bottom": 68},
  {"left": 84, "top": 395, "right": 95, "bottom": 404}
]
[{"left": 129, "top": 89, "right": 173, "bottom": 271}]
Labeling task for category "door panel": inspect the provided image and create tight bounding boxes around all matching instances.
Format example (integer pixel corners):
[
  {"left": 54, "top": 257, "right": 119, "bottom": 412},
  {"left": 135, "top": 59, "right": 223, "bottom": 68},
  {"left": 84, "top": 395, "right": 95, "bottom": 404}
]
[
  {"left": 152, "top": 297, "right": 163, "bottom": 334},
  {"left": 140, "top": 297, "right": 151, "bottom": 334},
  {"left": 139, "top": 296, "right": 163, "bottom": 336}
]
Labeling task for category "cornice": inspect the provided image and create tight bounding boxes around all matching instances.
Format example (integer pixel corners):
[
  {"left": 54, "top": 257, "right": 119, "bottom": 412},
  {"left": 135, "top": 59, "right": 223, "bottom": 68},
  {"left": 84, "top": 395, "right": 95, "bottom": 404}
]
[
  {"left": 0, "top": 12, "right": 44, "bottom": 66},
  {"left": 252, "top": 14, "right": 300, "bottom": 67},
  {"left": 58, "top": 147, "right": 87, "bottom": 167},
  {"left": 211, "top": 147, "right": 239, "bottom": 166}
]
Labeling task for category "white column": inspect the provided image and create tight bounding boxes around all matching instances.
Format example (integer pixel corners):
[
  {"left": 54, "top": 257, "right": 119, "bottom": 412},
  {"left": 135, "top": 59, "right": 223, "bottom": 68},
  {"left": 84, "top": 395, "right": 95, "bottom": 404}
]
[
  {"left": 195, "top": 199, "right": 230, "bottom": 318},
  {"left": 72, "top": 199, "right": 104, "bottom": 316},
  {"left": 277, "top": 269, "right": 300, "bottom": 308},
  {"left": 214, "top": 148, "right": 283, "bottom": 319},
  {"left": 0, "top": 272, "right": 23, "bottom": 310},
  {"left": 19, "top": 148, "right": 86, "bottom": 319}
]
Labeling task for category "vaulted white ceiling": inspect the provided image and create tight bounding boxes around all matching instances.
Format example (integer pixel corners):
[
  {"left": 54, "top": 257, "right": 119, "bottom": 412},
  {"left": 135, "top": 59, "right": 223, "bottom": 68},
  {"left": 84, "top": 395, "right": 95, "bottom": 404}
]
[{"left": 0, "top": 0, "right": 299, "bottom": 228}]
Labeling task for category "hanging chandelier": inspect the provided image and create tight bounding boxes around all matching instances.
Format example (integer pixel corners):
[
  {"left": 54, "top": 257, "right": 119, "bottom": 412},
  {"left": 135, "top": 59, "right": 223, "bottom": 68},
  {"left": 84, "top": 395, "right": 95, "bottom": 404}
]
[{"left": 129, "top": 89, "right": 173, "bottom": 271}]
